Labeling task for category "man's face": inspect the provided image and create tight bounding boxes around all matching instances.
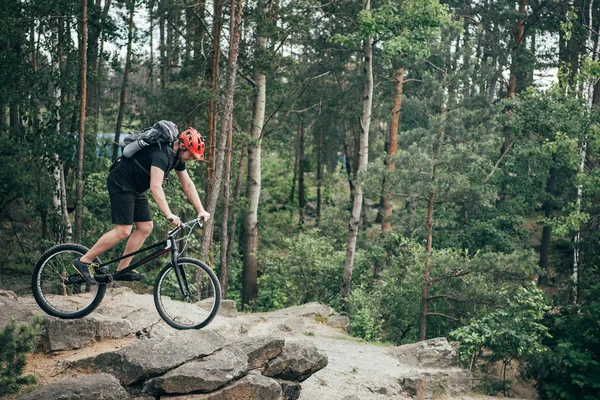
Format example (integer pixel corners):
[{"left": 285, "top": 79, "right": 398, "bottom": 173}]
[{"left": 178, "top": 148, "right": 198, "bottom": 162}]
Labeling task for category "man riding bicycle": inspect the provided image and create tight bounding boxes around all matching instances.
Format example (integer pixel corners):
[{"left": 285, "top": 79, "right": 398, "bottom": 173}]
[{"left": 73, "top": 122, "right": 211, "bottom": 285}]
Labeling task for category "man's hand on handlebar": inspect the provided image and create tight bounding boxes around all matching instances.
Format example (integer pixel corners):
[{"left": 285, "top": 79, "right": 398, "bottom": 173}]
[
  {"left": 167, "top": 214, "right": 181, "bottom": 226},
  {"left": 197, "top": 210, "right": 210, "bottom": 222}
]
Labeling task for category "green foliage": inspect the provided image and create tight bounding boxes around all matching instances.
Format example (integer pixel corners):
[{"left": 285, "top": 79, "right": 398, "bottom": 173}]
[
  {"left": 347, "top": 284, "right": 384, "bottom": 342},
  {"left": 0, "top": 316, "right": 44, "bottom": 396},
  {"left": 525, "top": 283, "right": 600, "bottom": 400},
  {"left": 331, "top": 0, "right": 450, "bottom": 63},
  {"left": 346, "top": 234, "right": 540, "bottom": 345},
  {"left": 451, "top": 284, "right": 550, "bottom": 369},
  {"left": 252, "top": 230, "right": 345, "bottom": 311}
]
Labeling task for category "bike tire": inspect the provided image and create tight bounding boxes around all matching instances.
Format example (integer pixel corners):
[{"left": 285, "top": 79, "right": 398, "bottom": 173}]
[
  {"left": 31, "top": 243, "right": 106, "bottom": 319},
  {"left": 154, "top": 257, "right": 221, "bottom": 330}
]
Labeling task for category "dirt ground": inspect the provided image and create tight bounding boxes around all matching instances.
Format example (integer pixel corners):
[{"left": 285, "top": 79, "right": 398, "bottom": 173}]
[{"left": 4, "top": 337, "right": 135, "bottom": 400}]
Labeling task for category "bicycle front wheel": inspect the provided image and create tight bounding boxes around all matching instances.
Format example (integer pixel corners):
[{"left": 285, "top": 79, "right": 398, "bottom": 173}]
[
  {"left": 31, "top": 244, "right": 106, "bottom": 319},
  {"left": 154, "top": 257, "right": 221, "bottom": 330}
]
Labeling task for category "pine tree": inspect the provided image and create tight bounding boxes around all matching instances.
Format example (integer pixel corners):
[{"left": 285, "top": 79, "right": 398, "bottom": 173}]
[{"left": 0, "top": 316, "right": 44, "bottom": 396}]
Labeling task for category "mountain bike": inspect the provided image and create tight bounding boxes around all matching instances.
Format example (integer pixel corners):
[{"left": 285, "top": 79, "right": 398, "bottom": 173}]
[{"left": 31, "top": 218, "right": 220, "bottom": 330}]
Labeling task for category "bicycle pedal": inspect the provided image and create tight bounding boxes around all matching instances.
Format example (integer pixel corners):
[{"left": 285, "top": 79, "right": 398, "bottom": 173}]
[
  {"left": 66, "top": 275, "right": 86, "bottom": 285},
  {"left": 95, "top": 274, "right": 113, "bottom": 284}
]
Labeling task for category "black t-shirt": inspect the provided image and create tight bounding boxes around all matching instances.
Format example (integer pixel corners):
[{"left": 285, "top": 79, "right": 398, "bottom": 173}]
[{"left": 109, "top": 145, "right": 186, "bottom": 193}]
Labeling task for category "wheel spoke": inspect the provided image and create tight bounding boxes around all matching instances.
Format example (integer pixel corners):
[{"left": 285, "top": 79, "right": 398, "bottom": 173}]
[
  {"left": 155, "top": 259, "right": 220, "bottom": 329},
  {"left": 33, "top": 246, "right": 105, "bottom": 318}
]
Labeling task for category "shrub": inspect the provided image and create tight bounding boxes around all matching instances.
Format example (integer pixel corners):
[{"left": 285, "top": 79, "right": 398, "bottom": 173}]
[
  {"left": 0, "top": 316, "right": 44, "bottom": 396},
  {"left": 525, "top": 283, "right": 600, "bottom": 400},
  {"left": 451, "top": 284, "right": 550, "bottom": 396},
  {"left": 254, "top": 230, "right": 345, "bottom": 311},
  {"left": 347, "top": 285, "right": 384, "bottom": 342}
]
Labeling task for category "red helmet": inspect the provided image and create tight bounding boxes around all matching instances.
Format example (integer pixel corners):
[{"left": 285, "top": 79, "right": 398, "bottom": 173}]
[{"left": 179, "top": 127, "right": 205, "bottom": 160}]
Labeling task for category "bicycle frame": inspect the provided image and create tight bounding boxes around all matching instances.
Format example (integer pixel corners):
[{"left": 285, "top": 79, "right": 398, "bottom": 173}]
[{"left": 92, "top": 219, "right": 202, "bottom": 297}]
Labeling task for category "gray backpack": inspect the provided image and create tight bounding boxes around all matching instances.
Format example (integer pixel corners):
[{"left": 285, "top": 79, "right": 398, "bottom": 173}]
[{"left": 122, "top": 120, "right": 179, "bottom": 158}]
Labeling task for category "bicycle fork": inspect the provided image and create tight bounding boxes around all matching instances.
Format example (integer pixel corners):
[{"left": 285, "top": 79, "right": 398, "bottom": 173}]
[{"left": 169, "top": 235, "right": 193, "bottom": 300}]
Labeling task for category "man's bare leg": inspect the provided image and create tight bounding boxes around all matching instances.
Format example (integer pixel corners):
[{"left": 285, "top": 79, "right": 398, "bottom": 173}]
[
  {"left": 116, "top": 221, "right": 153, "bottom": 271},
  {"left": 80, "top": 224, "right": 133, "bottom": 264}
]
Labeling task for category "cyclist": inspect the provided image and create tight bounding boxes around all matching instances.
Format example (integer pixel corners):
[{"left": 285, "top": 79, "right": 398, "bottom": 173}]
[{"left": 73, "top": 124, "right": 211, "bottom": 285}]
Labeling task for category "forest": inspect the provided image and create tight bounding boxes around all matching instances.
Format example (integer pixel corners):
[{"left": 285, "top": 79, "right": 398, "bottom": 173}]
[{"left": 1, "top": 0, "right": 600, "bottom": 398}]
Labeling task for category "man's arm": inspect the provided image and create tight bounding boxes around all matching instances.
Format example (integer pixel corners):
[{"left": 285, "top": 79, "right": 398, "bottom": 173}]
[
  {"left": 149, "top": 166, "right": 179, "bottom": 225},
  {"left": 176, "top": 169, "right": 210, "bottom": 220}
]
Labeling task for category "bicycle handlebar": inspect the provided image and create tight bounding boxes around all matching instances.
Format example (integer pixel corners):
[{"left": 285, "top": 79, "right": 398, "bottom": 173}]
[{"left": 168, "top": 217, "right": 205, "bottom": 237}]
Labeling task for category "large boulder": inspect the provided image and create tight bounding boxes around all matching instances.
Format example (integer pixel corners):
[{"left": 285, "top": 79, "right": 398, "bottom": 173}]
[
  {"left": 17, "top": 373, "right": 128, "bottom": 400},
  {"left": 263, "top": 341, "right": 327, "bottom": 382},
  {"left": 73, "top": 330, "right": 227, "bottom": 385},
  {"left": 233, "top": 336, "right": 285, "bottom": 369},
  {"left": 94, "top": 287, "right": 163, "bottom": 329},
  {"left": 400, "top": 368, "right": 471, "bottom": 398},
  {"left": 0, "top": 290, "right": 36, "bottom": 329},
  {"left": 147, "top": 345, "right": 248, "bottom": 394},
  {"left": 162, "top": 373, "right": 284, "bottom": 400},
  {"left": 42, "top": 314, "right": 133, "bottom": 351},
  {"left": 214, "top": 299, "right": 237, "bottom": 318},
  {"left": 388, "top": 337, "right": 459, "bottom": 368}
]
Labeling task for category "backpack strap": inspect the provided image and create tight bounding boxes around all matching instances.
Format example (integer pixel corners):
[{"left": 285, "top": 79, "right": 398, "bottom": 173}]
[
  {"left": 133, "top": 159, "right": 151, "bottom": 177},
  {"left": 111, "top": 144, "right": 173, "bottom": 179},
  {"left": 135, "top": 145, "right": 174, "bottom": 178}
]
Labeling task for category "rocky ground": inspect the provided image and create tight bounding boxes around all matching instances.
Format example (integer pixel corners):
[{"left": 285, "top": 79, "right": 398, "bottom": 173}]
[{"left": 0, "top": 286, "right": 531, "bottom": 399}]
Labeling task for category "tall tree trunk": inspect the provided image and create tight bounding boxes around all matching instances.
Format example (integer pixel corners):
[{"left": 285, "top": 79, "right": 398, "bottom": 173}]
[
  {"left": 507, "top": 0, "right": 527, "bottom": 99},
  {"left": 419, "top": 69, "right": 447, "bottom": 341},
  {"left": 171, "top": 6, "right": 181, "bottom": 75},
  {"left": 218, "top": 0, "right": 243, "bottom": 298},
  {"left": 573, "top": 0, "right": 598, "bottom": 304},
  {"left": 112, "top": 2, "right": 134, "bottom": 162},
  {"left": 166, "top": 9, "right": 173, "bottom": 74},
  {"left": 149, "top": 0, "right": 155, "bottom": 93},
  {"left": 374, "top": 66, "right": 403, "bottom": 281},
  {"left": 381, "top": 66, "right": 404, "bottom": 234},
  {"left": 199, "top": 0, "right": 243, "bottom": 264},
  {"left": 226, "top": 145, "right": 247, "bottom": 287},
  {"left": 343, "top": 137, "right": 355, "bottom": 200},
  {"left": 185, "top": 1, "right": 193, "bottom": 60},
  {"left": 497, "top": 0, "right": 527, "bottom": 209},
  {"left": 159, "top": 10, "right": 166, "bottom": 90},
  {"left": 538, "top": 164, "right": 556, "bottom": 286},
  {"left": 316, "top": 128, "right": 323, "bottom": 225},
  {"left": 206, "top": 0, "right": 223, "bottom": 200},
  {"left": 94, "top": 0, "right": 111, "bottom": 134},
  {"left": 340, "top": 0, "right": 373, "bottom": 304},
  {"left": 87, "top": 0, "right": 101, "bottom": 133},
  {"left": 242, "top": 0, "right": 268, "bottom": 306},
  {"left": 61, "top": 165, "right": 73, "bottom": 241},
  {"left": 219, "top": 114, "right": 234, "bottom": 298},
  {"left": 75, "top": 0, "right": 88, "bottom": 243},
  {"left": 290, "top": 125, "right": 299, "bottom": 202},
  {"left": 298, "top": 124, "right": 306, "bottom": 228},
  {"left": 193, "top": 0, "right": 207, "bottom": 62},
  {"left": 52, "top": 28, "right": 66, "bottom": 243}
]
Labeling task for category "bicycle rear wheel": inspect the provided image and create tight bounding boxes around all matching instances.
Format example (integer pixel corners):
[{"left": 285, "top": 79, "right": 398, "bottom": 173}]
[
  {"left": 154, "top": 257, "right": 221, "bottom": 330},
  {"left": 31, "top": 244, "right": 106, "bottom": 319}
]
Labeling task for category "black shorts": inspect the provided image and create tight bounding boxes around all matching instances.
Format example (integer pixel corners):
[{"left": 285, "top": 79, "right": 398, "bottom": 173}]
[{"left": 107, "top": 177, "right": 152, "bottom": 225}]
